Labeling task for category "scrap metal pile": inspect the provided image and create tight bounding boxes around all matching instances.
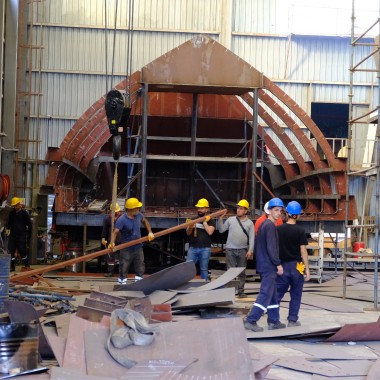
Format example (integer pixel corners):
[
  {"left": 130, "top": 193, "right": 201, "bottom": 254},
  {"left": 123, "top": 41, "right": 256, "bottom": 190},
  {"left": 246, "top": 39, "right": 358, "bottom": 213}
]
[{"left": 2, "top": 262, "right": 380, "bottom": 378}]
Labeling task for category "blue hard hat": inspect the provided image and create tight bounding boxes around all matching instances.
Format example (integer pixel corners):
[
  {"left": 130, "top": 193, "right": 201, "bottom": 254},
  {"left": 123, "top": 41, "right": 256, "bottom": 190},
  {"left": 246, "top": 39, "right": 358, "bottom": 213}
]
[
  {"left": 286, "top": 201, "right": 302, "bottom": 215},
  {"left": 267, "top": 197, "right": 284, "bottom": 209}
]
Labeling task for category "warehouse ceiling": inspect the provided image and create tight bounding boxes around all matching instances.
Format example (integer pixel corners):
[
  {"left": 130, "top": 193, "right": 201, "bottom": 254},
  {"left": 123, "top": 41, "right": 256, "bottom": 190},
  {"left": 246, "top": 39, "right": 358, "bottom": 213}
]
[{"left": 43, "top": 35, "right": 357, "bottom": 220}]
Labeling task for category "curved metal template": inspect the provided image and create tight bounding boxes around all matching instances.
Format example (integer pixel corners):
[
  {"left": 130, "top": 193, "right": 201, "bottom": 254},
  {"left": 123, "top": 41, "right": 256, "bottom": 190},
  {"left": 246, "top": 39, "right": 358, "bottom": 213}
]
[{"left": 43, "top": 35, "right": 353, "bottom": 218}]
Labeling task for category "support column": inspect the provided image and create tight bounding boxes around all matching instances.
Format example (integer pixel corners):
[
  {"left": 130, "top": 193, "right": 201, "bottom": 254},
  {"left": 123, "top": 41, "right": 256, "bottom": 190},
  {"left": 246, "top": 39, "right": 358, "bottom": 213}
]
[{"left": 141, "top": 84, "right": 148, "bottom": 210}]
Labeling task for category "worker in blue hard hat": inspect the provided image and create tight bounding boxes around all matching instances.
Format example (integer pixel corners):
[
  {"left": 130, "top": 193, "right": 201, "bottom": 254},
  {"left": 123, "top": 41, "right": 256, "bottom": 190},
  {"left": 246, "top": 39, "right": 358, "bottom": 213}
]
[
  {"left": 274, "top": 201, "right": 310, "bottom": 328},
  {"left": 244, "top": 197, "right": 286, "bottom": 332}
]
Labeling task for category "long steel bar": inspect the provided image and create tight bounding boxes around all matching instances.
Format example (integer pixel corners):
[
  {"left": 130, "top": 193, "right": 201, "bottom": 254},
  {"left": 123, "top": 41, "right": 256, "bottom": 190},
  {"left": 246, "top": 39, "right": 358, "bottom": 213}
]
[
  {"left": 10, "top": 209, "right": 226, "bottom": 281},
  {"left": 251, "top": 88, "right": 258, "bottom": 215}
]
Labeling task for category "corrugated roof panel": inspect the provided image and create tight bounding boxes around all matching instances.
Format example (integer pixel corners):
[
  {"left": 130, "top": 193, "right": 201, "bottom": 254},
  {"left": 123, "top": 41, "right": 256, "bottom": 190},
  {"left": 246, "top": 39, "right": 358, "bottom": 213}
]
[
  {"left": 232, "top": 35, "right": 288, "bottom": 79},
  {"left": 233, "top": 0, "right": 283, "bottom": 34}
]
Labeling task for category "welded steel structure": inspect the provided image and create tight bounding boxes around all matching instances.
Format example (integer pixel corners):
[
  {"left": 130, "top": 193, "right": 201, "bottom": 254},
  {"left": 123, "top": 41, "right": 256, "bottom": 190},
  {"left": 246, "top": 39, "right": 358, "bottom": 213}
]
[{"left": 43, "top": 36, "right": 357, "bottom": 235}]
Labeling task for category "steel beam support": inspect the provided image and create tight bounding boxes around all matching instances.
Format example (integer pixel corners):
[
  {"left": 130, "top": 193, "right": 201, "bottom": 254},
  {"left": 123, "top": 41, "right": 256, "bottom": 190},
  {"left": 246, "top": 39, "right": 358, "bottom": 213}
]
[
  {"left": 141, "top": 83, "right": 148, "bottom": 210},
  {"left": 251, "top": 89, "right": 258, "bottom": 215}
]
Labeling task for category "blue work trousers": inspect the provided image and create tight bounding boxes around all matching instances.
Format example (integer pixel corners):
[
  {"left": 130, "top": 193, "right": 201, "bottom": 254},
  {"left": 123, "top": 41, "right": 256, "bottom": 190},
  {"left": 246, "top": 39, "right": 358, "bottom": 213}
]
[
  {"left": 187, "top": 247, "right": 211, "bottom": 280},
  {"left": 275, "top": 261, "right": 305, "bottom": 322},
  {"left": 246, "top": 271, "right": 280, "bottom": 324}
]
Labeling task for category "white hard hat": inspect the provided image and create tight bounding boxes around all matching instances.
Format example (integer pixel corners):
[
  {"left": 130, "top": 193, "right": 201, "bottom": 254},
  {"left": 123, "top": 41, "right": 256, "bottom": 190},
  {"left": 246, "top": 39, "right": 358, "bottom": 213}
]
[{"left": 264, "top": 202, "right": 270, "bottom": 215}]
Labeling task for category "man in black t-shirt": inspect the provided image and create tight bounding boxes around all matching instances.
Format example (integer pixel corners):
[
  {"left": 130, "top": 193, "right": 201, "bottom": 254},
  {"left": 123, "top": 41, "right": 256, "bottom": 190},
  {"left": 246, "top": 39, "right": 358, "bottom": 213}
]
[
  {"left": 186, "top": 198, "right": 215, "bottom": 280},
  {"left": 273, "top": 201, "right": 310, "bottom": 327},
  {"left": 6, "top": 197, "right": 32, "bottom": 270}
]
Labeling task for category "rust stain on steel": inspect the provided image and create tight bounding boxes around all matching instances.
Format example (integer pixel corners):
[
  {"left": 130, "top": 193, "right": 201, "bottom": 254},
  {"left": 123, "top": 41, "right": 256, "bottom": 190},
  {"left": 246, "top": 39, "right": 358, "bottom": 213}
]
[
  {"left": 258, "top": 124, "right": 299, "bottom": 180},
  {"left": 263, "top": 76, "right": 345, "bottom": 171},
  {"left": 327, "top": 317, "right": 380, "bottom": 342},
  {"left": 259, "top": 90, "right": 328, "bottom": 171},
  {"left": 141, "top": 34, "right": 263, "bottom": 94},
  {"left": 42, "top": 34, "right": 354, "bottom": 220}
]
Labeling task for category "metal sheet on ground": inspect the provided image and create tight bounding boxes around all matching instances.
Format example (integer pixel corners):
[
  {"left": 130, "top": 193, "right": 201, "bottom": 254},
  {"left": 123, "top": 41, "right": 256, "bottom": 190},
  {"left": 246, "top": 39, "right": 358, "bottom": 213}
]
[
  {"left": 76, "top": 305, "right": 111, "bottom": 322},
  {"left": 172, "top": 267, "right": 244, "bottom": 293},
  {"left": 115, "top": 261, "right": 197, "bottom": 294},
  {"left": 245, "top": 322, "right": 341, "bottom": 339},
  {"left": 84, "top": 317, "right": 254, "bottom": 378},
  {"left": 62, "top": 314, "right": 107, "bottom": 373},
  {"left": 171, "top": 287, "right": 235, "bottom": 309},
  {"left": 119, "top": 358, "right": 197, "bottom": 378},
  {"left": 324, "top": 359, "right": 375, "bottom": 376},
  {"left": 297, "top": 294, "right": 364, "bottom": 313},
  {"left": 5, "top": 300, "right": 55, "bottom": 359},
  {"left": 50, "top": 366, "right": 115, "bottom": 380},
  {"left": 249, "top": 345, "right": 278, "bottom": 377},
  {"left": 84, "top": 330, "right": 127, "bottom": 378},
  {"left": 284, "top": 342, "right": 378, "bottom": 360},
  {"left": 327, "top": 317, "right": 380, "bottom": 342},
  {"left": 44, "top": 333, "right": 66, "bottom": 367},
  {"left": 148, "top": 290, "right": 177, "bottom": 305},
  {"left": 367, "top": 358, "right": 380, "bottom": 380},
  {"left": 53, "top": 313, "right": 71, "bottom": 338},
  {"left": 274, "top": 356, "right": 351, "bottom": 376}
]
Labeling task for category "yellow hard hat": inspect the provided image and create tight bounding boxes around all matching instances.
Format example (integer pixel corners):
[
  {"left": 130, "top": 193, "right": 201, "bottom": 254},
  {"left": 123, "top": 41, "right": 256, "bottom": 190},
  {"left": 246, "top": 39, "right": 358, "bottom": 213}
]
[
  {"left": 11, "top": 197, "right": 21, "bottom": 207},
  {"left": 237, "top": 199, "right": 249, "bottom": 209},
  {"left": 125, "top": 197, "right": 142, "bottom": 209},
  {"left": 110, "top": 202, "right": 121, "bottom": 212},
  {"left": 195, "top": 198, "right": 209, "bottom": 208}
]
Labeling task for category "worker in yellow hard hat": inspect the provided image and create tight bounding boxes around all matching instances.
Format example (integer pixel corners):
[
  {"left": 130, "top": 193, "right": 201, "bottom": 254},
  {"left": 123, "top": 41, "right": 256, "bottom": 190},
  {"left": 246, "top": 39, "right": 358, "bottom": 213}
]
[
  {"left": 186, "top": 198, "right": 215, "bottom": 281},
  {"left": 101, "top": 202, "right": 122, "bottom": 277},
  {"left": 6, "top": 196, "right": 32, "bottom": 271},
  {"left": 109, "top": 197, "right": 154, "bottom": 285},
  {"left": 218, "top": 199, "right": 254, "bottom": 297}
]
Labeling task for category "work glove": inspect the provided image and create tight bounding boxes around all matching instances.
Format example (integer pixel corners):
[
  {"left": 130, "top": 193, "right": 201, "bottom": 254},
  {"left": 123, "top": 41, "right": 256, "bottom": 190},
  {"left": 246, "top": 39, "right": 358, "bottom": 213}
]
[
  {"left": 204, "top": 215, "right": 211, "bottom": 222},
  {"left": 148, "top": 232, "right": 155, "bottom": 242},
  {"left": 102, "top": 238, "right": 107, "bottom": 247},
  {"left": 5, "top": 229, "right": 10, "bottom": 236},
  {"left": 108, "top": 242, "right": 115, "bottom": 250},
  {"left": 296, "top": 262, "right": 305, "bottom": 275}
]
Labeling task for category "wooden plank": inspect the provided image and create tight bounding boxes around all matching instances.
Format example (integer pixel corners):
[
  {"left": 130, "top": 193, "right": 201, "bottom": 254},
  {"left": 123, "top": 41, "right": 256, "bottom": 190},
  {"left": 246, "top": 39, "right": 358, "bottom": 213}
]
[{"left": 10, "top": 209, "right": 226, "bottom": 282}]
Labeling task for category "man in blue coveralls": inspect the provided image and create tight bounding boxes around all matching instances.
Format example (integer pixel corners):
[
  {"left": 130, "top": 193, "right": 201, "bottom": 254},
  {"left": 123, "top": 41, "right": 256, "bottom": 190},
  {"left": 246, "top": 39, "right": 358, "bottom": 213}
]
[{"left": 244, "top": 197, "right": 286, "bottom": 332}]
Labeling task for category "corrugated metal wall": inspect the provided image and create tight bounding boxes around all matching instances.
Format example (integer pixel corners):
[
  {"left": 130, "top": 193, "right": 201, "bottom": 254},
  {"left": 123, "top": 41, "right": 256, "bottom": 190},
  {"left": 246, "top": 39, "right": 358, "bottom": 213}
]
[{"left": 18, "top": 0, "right": 378, "bottom": 219}]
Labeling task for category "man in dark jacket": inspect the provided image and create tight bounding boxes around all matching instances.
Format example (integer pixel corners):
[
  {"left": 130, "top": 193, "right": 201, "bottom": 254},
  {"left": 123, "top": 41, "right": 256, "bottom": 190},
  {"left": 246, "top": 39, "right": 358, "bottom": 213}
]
[
  {"left": 6, "top": 197, "right": 32, "bottom": 270},
  {"left": 244, "top": 197, "right": 286, "bottom": 332}
]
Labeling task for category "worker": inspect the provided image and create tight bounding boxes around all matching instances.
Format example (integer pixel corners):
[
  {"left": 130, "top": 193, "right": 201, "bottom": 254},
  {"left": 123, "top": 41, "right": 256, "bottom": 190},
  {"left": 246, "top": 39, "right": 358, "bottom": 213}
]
[
  {"left": 101, "top": 202, "right": 122, "bottom": 277},
  {"left": 244, "top": 197, "right": 285, "bottom": 332},
  {"left": 6, "top": 197, "right": 32, "bottom": 271},
  {"left": 186, "top": 198, "right": 215, "bottom": 281},
  {"left": 254, "top": 201, "right": 283, "bottom": 235},
  {"left": 218, "top": 199, "right": 254, "bottom": 297},
  {"left": 109, "top": 197, "right": 154, "bottom": 285},
  {"left": 274, "top": 201, "right": 310, "bottom": 327}
]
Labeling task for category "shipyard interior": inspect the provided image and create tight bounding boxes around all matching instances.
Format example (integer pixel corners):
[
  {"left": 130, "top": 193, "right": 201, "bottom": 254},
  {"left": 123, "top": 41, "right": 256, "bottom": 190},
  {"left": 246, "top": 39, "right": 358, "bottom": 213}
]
[{"left": 1, "top": 0, "right": 380, "bottom": 379}]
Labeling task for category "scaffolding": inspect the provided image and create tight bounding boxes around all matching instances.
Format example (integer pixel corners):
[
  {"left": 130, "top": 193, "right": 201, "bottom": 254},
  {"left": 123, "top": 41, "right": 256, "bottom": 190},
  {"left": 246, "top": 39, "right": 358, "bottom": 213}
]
[{"left": 344, "top": 0, "right": 380, "bottom": 307}]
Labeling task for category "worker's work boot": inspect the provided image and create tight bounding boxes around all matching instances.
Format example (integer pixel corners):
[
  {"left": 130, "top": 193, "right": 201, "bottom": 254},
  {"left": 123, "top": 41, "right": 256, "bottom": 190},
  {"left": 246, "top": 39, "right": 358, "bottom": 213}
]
[
  {"left": 287, "top": 320, "right": 301, "bottom": 327},
  {"left": 244, "top": 320, "right": 264, "bottom": 332},
  {"left": 268, "top": 321, "right": 286, "bottom": 330}
]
